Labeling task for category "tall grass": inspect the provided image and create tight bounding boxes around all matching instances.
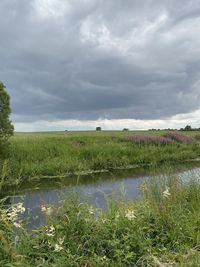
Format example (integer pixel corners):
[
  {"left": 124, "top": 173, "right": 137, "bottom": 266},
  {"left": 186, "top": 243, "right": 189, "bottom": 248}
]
[
  {"left": 1, "top": 173, "right": 200, "bottom": 266},
  {"left": 4, "top": 131, "right": 200, "bottom": 187},
  {"left": 0, "top": 160, "right": 9, "bottom": 191}
]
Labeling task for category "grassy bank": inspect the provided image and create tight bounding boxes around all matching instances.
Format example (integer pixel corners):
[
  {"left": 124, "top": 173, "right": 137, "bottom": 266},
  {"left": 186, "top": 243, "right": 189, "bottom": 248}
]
[
  {"left": 3, "top": 130, "right": 200, "bottom": 186},
  {"left": 2, "top": 175, "right": 200, "bottom": 266}
]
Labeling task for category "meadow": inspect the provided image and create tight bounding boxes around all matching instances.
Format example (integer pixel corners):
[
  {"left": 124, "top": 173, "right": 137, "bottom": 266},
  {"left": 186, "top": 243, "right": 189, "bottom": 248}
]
[{"left": 3, "top": 130, "right": 200, "bottom": 187}]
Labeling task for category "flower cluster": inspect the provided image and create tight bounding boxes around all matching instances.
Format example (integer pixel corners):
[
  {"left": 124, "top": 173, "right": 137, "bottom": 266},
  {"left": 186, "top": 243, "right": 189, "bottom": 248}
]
[
  {"left": 162, "top": 187, "right": 171, "bottom": 199},
  {"left": 46, "top": 225, "right": 55, "bottom": 237},
  {"left": 45, "top": 225, "right": 65, "bottom": 252},
  {"left": 6, "top": 202, "right": 25, "bottom": 228},
  {"left": 164, "top": 132, "right": 196, "bottom": 144},
  {"left": 54, "top": 237, "right": 65, "bottom": 252},
  {"left": 125, "top": 210, "right": 136, "bottom": 221},
  {"left": 126, "top": 135, "right": 173, "bottom": 144}
]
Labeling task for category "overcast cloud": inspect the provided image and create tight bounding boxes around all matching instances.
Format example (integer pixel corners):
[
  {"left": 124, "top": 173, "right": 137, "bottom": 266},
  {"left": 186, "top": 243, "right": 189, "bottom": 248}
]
[{"left": 1, "top": 0, "right": 200, "bottom": 131}]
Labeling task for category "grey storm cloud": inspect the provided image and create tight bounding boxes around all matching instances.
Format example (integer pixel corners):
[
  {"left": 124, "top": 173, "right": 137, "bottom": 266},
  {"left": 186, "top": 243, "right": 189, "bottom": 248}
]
[{"left": 1, "top": 0, "right": 200, "bottom": 123}]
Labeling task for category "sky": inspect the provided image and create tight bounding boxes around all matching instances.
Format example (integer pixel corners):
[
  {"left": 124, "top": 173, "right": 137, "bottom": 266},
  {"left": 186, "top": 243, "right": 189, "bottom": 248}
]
[{"left": 1, "top": 0, "right": 200, "bottom": 131}]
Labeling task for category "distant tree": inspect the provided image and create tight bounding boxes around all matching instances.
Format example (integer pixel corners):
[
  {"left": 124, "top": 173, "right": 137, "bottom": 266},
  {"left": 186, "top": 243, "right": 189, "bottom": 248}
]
[
  {"left": 184, "top": 125, "right": 192, "bottom": 131},
  {"left": 96, "top": 127, "right": 101, "bottom": 131},
  {"left": 0, "top": 82, "right": 14, "bottom": 158},
  {"left": 122, "top": 128, "right": 129, "bottom": 131}
]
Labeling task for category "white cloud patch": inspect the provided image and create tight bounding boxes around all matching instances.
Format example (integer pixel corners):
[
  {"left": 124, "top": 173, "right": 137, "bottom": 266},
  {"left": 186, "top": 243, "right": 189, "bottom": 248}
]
[{"left": 33, "top": 0, "right": 69, "bottom": 19}]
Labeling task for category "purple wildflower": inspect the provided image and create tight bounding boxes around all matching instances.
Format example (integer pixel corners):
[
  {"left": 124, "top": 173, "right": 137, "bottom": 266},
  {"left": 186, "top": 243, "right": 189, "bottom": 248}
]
[
  {"left": 163, "top": 132, "right": 196, "bottom": 144},
  {"left": 126, "top": 135, "right": 173, "bottom": 144}
]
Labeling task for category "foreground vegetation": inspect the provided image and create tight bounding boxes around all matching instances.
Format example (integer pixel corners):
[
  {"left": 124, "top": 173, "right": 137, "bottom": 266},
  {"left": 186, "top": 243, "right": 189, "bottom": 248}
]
[
  {"left": 1, "top": 130, "right": 199, "bottom": 187},
  {"left": 2, "top": 124, "right": 200, "bottom": 266},
  {"left": 2, "top": 174, "right": 200, "bottom": 266}
]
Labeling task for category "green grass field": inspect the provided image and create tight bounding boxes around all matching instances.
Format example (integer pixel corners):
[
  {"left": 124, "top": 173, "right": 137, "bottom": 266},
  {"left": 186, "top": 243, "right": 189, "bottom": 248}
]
[{"left": 2, "top": 130, "right": 200, "bottom": 187}]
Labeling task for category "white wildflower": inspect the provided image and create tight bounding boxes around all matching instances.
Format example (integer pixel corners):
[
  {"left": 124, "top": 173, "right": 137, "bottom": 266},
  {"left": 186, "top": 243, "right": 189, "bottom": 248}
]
[
  {"left": 54, "top": 237, "right": 64, "bottom": 252},
  {"left": 46, "top": 225, "right": 55, "bottom": 237},
  {"left": 13, "top": 222, "right": 22, "bottom": 228},
  {"left": 125, "top": 210, "right": 136, "bottom": 221},
  {"left": 7, "top": 202, "right": 25, "bottom": 222},
  {"left": 7, "top": 209, "right": 17, "bottom": 221},
  {"left": 162, "top": 187, "right": 171, "bottom": 199},
  {"left": 54, "top": 243, "right": 63, "bottom": 252},
  {"left": 16, "top": 203, "right": 26, "bottom": 213}
]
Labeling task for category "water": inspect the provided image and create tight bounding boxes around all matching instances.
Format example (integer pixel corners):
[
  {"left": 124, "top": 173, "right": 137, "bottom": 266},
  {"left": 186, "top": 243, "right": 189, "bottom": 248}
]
[{"left": 3, "top": 163, "right": 200, "bottom": 230}]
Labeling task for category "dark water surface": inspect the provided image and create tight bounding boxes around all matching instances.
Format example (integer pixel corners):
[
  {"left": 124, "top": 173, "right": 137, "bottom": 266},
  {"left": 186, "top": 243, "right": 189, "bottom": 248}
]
[{"left": 3, "top": 162, "right": 200, "bottom": 230}]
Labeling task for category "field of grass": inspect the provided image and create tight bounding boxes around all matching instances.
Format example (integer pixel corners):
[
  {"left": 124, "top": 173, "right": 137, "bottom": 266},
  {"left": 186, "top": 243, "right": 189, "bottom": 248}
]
[
  {"left": 1, "top": 130, "right": 200, "bottom": 187},
  {"left": 2, "top": 174, "right": 200, "bottom": 266}
]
